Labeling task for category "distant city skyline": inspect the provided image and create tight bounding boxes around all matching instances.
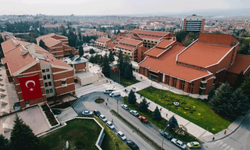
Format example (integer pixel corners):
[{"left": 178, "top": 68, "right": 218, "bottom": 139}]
[{"left": 0, "top": 0, "right": 250, "bottom": 16}]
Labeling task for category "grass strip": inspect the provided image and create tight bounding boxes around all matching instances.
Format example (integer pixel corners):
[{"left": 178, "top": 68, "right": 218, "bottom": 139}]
[{"left": 110, "top": 110, "right": 164, "bottom": 150}]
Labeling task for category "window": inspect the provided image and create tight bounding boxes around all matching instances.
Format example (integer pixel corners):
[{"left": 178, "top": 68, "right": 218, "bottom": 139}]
[
  {"left": 45, "top": 82, "right": 48, "bottom": 87},
  {"left": 61, "top": 80, "right": 67, "bottom": 85},
  {"left": 54, "top": 48, "right": 55, "bottom": 51},
  {"left": 25, "top": 101, "right": 29, "bottom": 104},
  {"left": 46, "top": 68, "right": 49, "bottom": 72},
  {"left": 46, "top": 89, "right": 49, "bottom": 94},
  {"left": 42, "top": 69, "right": 45, "bottom": 73},
  {"left": 48, "top": 82, "right": 52, "bottom": 86},
  {"left": 43, "top": 75, "right": 47, "bottom": 80},
  {"left": 49, "top": 89, "right": 53, "bottom": 93},
  {"left": 47, "top": 74, "right": 50, "bottom": 79}
]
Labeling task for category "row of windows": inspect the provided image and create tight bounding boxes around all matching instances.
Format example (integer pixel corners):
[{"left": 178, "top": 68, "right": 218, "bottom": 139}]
[
  {"left": 46, "top": 88, "right": 53, "bottom": 94},
  {"left": 42, "top": 68, "right": 50, "bottom": 73},
  {"left": 44, "top": 81, "right": 52, "bottom": 87},
  {"left": 43, "top": 74, "right": 51, "bottom": 80}
]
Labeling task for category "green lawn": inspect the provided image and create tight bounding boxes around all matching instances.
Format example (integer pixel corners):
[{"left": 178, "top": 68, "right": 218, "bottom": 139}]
[
  {"left": 109, "top": 70, "right": 139, "bottom": 87},
  {"left": 137, "top": 87, "right": 231, "bottom": 134},
  {"left": 39, "top": 119, "right": 101, "bottom": 150},
  {"left": 123, "top": 97, "right": 197, "bottom": 142},
  {"left": 95, "top": 117, "right": 130, "bottom": 150}
]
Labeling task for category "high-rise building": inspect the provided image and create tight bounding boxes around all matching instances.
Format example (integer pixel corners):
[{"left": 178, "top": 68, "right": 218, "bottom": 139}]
[{"left": 182, "top": 14, "right": 205, "bottom": 32}]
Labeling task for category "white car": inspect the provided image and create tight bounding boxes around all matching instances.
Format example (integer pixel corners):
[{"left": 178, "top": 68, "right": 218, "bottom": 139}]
[
  {"left": 171, "top": 138, "right": 187, "bottom": 150},
  {"left": 130, "top": 110, "right": 139, "bottom": 117},
  {"left": 82, "top": 110, "right": 93, "bottom": 116},
  {"left": 106, "top": 121, "right": 115, "bottom": 130},
  {"left": 117, "top": 131, "right": 127, "bottom": 141},
  {"left": 121, "top": 104, "right": 129, "bottom": 110},
  {"left": 99, "top": 114, "right": 107, "bottom": 122}
]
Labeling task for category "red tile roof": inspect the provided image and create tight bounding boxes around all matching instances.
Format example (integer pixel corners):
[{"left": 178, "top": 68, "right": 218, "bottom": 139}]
[
  {"left": 119, "top": 38, "right": 142, "bottom": 46},
  {"left": 178, "top": 42, "right": 232, "bottom": 68},
  {"left": 227, "top": 55, "right": 250, "bottom": 74},
  {"left": 96, "top": 37, "right": 111, "bottom": 43},
  {"left": 138, "top": 34, "right": 162, "bottom": 40},
  {"left": 145, "top": 47, "right": 165, "bottom": 57},
  {"left": 115, "top": 44, "right": 135, "bottom": 51},
  {"left": 140, "top": 45, "right": 211, "bottom": 82},
  {"left": 42, "top": 37, "right": 61, "bottom": 48},
  {"left": 36, "top": 33, "right": 55, "bottom": 43},
  {"left": 157, "top": 39, "right": 174, "bottom": 48},
  {"left": 130, "top": 29, "right": 170, "bottom": 37}
]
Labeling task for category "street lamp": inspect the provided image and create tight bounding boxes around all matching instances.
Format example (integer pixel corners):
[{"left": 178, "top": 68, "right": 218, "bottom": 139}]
[
  {"left": 161, "top": 124, "right": 169, "bottom": 150},
  {"left": 116, "top": 98, "right": 119, "bottom": 114}
]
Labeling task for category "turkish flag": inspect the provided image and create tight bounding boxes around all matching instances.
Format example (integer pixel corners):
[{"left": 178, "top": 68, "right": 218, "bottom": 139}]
[{"left": 18, "top": 74, "right": 43, "bottom": 101}]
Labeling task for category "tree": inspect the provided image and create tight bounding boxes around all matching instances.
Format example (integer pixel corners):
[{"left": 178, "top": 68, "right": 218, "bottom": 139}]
[
  {"left": 182, "top": 32, "right": 198, "bottom": 46},
  {"left": 152, "top": 106, "right": 162, "bottom": 120},
  {"left": 207, "top": 86, "right": 215, "bottom": 101},
  {"left": 0, "top": 36, "right": 4, "bottom": 59},
  {"left": 167, "top": 116, "right": 178, "bottom": 131},
  {"left": 117, "top": 50, "right": 123, "bottom": 72},
  {"left": 138, "top": 98, "right": 149, "bottom": 112},
  {"left": 109, "top": 50, "right": 115, "bottom": 63},
  {"left": 10, "top": 115, "right": 40, "bottom": 150},
  {"left": 79, "top": 46, "right": 84, "bottom": 57},
  {"left": 89, "top": 55, "right": 95, "bottom": 63},
  {"left": 128, "top": 90, "right": 136, "bottom": 104},
  {"left": 240, "top": 75, "right": 250, "bottom": 101},
  {"left": 39, "top": 39, "right": 46, "bottom": 49},
  {"left": 124, "top": 65, "right": 132, "bottom": 79},
  {"left": 89, "top": 48, "right": 95, "bottom": 55},
  {"left": 231, "top": 88, "right": 250, "bottom": 118},
  {"left": 69, "top": 50, "right": 74, "bottom": 59},
  {"left": 233, "top": 71, "right": 245, "bottom": 90},
  {"left": 102, "top": 54, "right": 110, "bottom": 77},
  {"left": 0, "top": 134, "right": 9, "bottom": 150}
]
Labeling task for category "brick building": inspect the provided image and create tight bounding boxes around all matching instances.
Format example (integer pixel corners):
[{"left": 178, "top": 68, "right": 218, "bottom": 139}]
[
  {"left": 182, "top": 14, "right": 205, "bottom": 32},
  {"left": 1, "top": 38, "right": 75, "bottom": 110},
  {"left": 36, "top": 33, "right": 78, "bottom": 59},
  {"left": 113, "top": 38, "right": 148, "bottom": 62},
  {"left": 95, "top": 37, "right": 112, "bottom": 50},
  {"left": 139, "top": 33, "right": 250, "bottom": 95}
]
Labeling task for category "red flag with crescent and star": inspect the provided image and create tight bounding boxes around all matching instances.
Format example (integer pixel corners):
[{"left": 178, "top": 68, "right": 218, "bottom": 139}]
[{"left": 18, "top": 74, "right": 43, "bottom": 101}]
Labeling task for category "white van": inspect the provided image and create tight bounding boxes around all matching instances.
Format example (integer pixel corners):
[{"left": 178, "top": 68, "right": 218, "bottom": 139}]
[
  {"left": 104, "top": 88, "right": 116, "bottom": 94},
  {"left": 109, "top": 91, "right": 120, "bottom": 97}
]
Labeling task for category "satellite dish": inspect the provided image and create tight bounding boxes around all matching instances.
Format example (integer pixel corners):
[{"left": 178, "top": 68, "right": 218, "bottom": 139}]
[{"left": 66, "top": 141, "right": 69, "bottom": 149}]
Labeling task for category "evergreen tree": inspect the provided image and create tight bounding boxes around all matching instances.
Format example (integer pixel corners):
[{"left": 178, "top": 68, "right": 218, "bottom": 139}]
[
  {"left": 240, "top": 75, "right": 250, "bottom": 101},
  {"left": 128, "top": 64, "right": 133, "bottom": 79},
  {"left": 0, "top": 36, "right": 4, "bottom": 59},
  {"left": 138, "top": 98, "right": 149, "bottom": 112},
  {"left": 167, "top": 116, "right": 178, "bottom": 131},
  {"left": 128, "top": 90, "right": 136, "bottom": 104},
  {"left": 109, "top": 51, "right": 115, "bottom": 63},
  {"left": 231, "top": 88, "right": 250, "bottom": 118},
  {"left": 79, "top": 46, "right": 84, "bottom": 57},
  {"left": 233, "top": 71, "right": 245, "bottom": 90},
  {"left": 208, "top": 86, "right": 215, "bottom": 101},
  {"left": 182, "top": 32, "right": 198, "bottom": 46},
  {"left": 0, "top": 134, "right": 9, "bottom": 150},
  {"left": 102, "top": 54, "right": 110, "bottom": 77},
  {"left": 89, "top": 48, "right": 95, "bottom": 55},
  {"left": 89, "top": 55, "right": 95, "bottom": 63},
  {"left": 69, "top": 50, "right": 74, "bottom": 59},
  {"left": 10, "top": 115, "right": 40, "bottom": 150},
  {"left": 117, "top": 29, "right": 121, "bottom": 35},
  {"left": 124, "top": 65, "right": 132, "bottom": 79},
  {"left": 117, "top": 50, "right": 123, "bottom": 72},
  {"left": 39, "top": 39, "right": 46, "bottom": 49},
  {"left": 152, "top": 106, "right": 162, "bottom": 121},
  {"left": 78, "top": 31, "right": 82, "bottom": 41}
]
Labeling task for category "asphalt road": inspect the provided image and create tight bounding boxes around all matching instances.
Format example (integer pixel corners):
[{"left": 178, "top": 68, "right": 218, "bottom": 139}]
[
  {"left": 72, "top": 92, "right": 183, "bottom": 150},
  {"left": 72, "top": 92, "right": 154, "bottom": 150}
]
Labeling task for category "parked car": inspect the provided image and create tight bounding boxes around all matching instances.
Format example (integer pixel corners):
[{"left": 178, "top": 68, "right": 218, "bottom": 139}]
[
  {"left": 99, "top": 114, "right": 107, "bottom": 122},
  {"left": 104, "top": 88, "right": 116, "bottom": 94},
  {"left": 117, "top": 131, "right": 127, "bottom": 141},
  {"left": 82, "top": 110, "right": 93, "bottom": 116},
  {"left": 130, "top": 110, "right": 139, "bottom": 117},
  {"left": 121, "top": 104, "right": 129, "bottom": 110},
  {"left": 93, "top": 109, "right": 101, "bottom": 117},
  {"left": 106, "top": 121, "right": 115, "bottom": 130},
  {"left": 159, "top": 129, "right": 172, "bottom": 140},
  {"left": 171, "top": 138, "right": 187, "bottom": 150},
  {"left": 187, "top": 141, "right": 201, "bottom": 149},
  {"left": 127, "top": 140, "right": 139, "bottom": 150},
  {"left": 52, "top": 110, "right": 61, "bottom": 115},
  {"left": 138, "top": 116, "right": 148, "bottom": 123},
  {"left": 109, "top": 91, "right": 120, "bottom": 97}
]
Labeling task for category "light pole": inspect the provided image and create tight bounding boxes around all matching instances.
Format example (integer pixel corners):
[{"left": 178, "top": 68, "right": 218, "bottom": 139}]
[
  {"left": 117, "top": 98, "right": 119, "bottom": 114},
  {"left": 161, "top": 124, "right": 169, "bottom": 150}
]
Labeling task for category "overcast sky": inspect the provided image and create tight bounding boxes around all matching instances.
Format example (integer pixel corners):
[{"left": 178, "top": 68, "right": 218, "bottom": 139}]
[{"left": 0, "top": 0, "right": 249, "bottom": 15}]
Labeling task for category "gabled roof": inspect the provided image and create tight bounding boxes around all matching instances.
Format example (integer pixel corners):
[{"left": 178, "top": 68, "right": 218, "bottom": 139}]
[
  {"left": 36, "top": 33, "right": 55, "bottom": 43},
  {"left": 145, "top": 47, "right": 165, "bottom": 57},
  {"left": 115, "top": 44, "right": 135, "bottom": 51},
  {"left": 177, "top": 42, "right": 233, "bottom": 68},
  {"left": 119, "top": 38, "right": 142, "bottom": 46},
  {"left": 227, "top": 55, "right": 250, "bottom": 74},
  {"left": 96, "top": 37, "right": 111, "bottom": 43},
  {"left": 42, "top": 37, "right": 61, "bottom": 48},
  {"left": 157, "top": 39, "right": 175, "bottom": 48},
  {"left": 140, "top": 45, "right": 211, "bottom": 82},
  {"left": 130, "top": 29, "right": 170, "bottom": 37}
]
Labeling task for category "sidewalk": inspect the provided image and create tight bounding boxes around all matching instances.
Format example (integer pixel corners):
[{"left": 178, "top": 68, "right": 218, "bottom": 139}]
[{"left": 120, "top": 71, "right": 247, "bottom": 142}]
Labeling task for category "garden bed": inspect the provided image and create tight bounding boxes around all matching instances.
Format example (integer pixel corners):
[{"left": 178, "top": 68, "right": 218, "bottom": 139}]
[
  {"left": 41, "top": 104, "right": 58, "bottom": 126},
  {"left": 137, "top": 87, "right": 231, "bottom": 134}
]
